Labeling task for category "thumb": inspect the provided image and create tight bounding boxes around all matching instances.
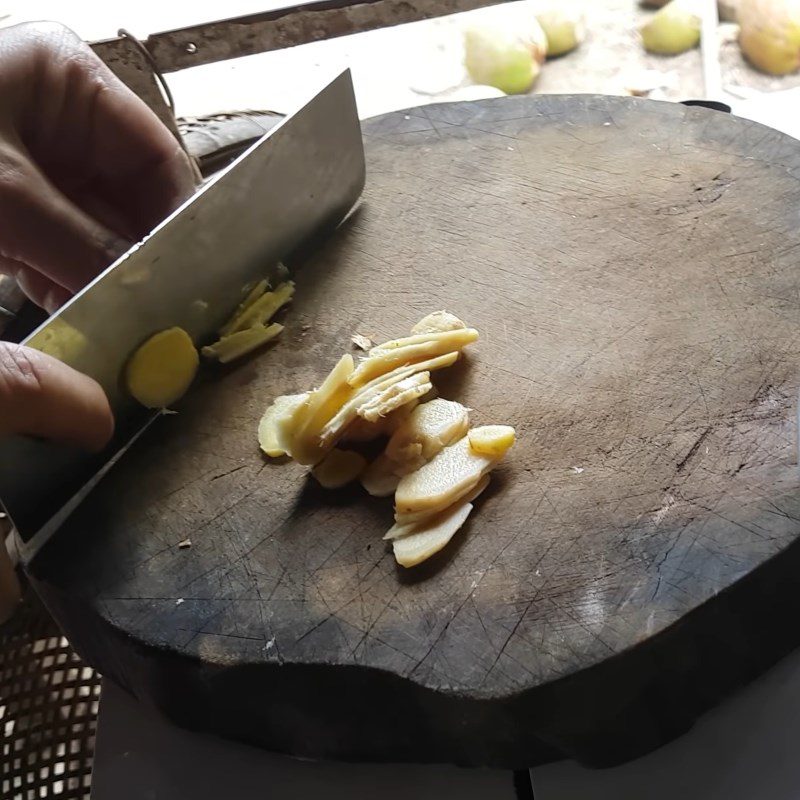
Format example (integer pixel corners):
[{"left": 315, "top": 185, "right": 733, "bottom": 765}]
[{"left": 0, "top": 343, "right": 114, "bottom": 451}]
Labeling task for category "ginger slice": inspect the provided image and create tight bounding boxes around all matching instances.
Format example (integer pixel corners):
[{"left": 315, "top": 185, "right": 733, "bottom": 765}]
[
  {"left": 225, "top": 281, "right": 295, "bottom": 335},
  {"left": 202, "top": 323, "right": 282, "bottom": 363},
  {"left": 351, "top": 333, "right": 373, "bottom": 351},
  {"left": 362, "top": 450, "right": 416, "bottom": 498},
  {"left": 219, "top": 279, "right": 268, "bottom": 336},
  {"left": 361, "top": 454, "right": 402, "bottom": 498},
  {"left": 357, "top": 372, "right": 432, "bottom": 423},
  {"left": 280, "top": 353, "right": 355, "bottom": 464},
  {"left": 342, "top": 416, "right": 388, "bottom": 443},
  {"left": 343, "top": 400, "right": 419, "bottom": 443},
  {"left": 394, "top": 436, "right": 493, "bottom": 521},
  {"left": 312, "top": 449, "right": 367, "bottom": 489},
  {"left": 319, "top": 352, "right": 459, "bottom": 448},
  {"left": 361, "top": 398, "right": 469, "bottom": 497},
  {"left": 411, "top": 311, "right": 467, "bottom": 335},
  {"left": 394, "top": 429, "right": 514, "bottom": 523},
  {"left": 126, "top": 327, "right": 199, "bottom": 409},
  {"left": 392, "top": 501, "right": 474, "bottom": 568},
  {"left": 258, "top": 393, "right": 308, "bottom": 457},
  {"left": 369, "top": 328, "right": 476, "bottom": 355},
  {"left": 468, "top": 424, "right": 516, "bottom": 457},
  {"left": 385, "top": 398, "right": 420, "bottom": 433},
  {"left": 348, "top": 328, "right": 478, "bottom": 387},
  {"left": 384, "top": 474, "right": 490, "bottom": 540},
  {"left": 385, "top": 398, "right": 470, "bottom": 468}
]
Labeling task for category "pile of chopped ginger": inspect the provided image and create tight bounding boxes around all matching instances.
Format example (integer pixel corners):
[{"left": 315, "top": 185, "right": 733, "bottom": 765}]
[{"left": 258, "top": 311, "right": 515, "bottom": 568}]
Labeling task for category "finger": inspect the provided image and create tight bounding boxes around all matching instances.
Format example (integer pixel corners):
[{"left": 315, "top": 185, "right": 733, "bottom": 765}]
[
  {"left": 0, "top": 141, "right": 130, "bottom": 293},
  {"left": 20, "top": 24, "right": 197, "bottom": 239},
  {"left": 0, "top": 257, "right": 71, "bottom": 313},
  {"left": 67, "top": 185, "right": 141, "bottom": 244},
  {"left": 0, "top": 343, "right": 113, "bottom": 451},
  {"left": 14, "top": 268, "right": 72, "bottom": 314},
  {"left": 90, "top": 94, "right": 197, "bottom": 237},
  {"left": 81, "top": 68, "right": 197, "bottom": 235}
]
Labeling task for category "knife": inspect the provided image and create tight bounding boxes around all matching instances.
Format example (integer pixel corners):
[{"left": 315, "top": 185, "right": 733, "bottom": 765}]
[{"left": 0, "top": 69, "right": 365, "bottom": 561}]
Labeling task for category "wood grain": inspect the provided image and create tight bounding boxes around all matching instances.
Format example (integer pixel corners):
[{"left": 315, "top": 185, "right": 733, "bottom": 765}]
[{"left": 29, "top": 95, "right": 800, "bottom": 767}]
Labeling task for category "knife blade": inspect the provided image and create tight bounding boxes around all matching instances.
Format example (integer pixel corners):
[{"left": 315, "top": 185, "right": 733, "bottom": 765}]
[{"left": 0, "top": 69, "right": 365, "bottom": 558}]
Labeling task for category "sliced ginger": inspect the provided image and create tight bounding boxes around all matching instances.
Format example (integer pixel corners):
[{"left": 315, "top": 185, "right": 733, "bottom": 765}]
[
  {"left": 126, "top": 273, "right": 287, "bottom": 410},
  {"left": 204, "top": 279, "right": 294, "bottom": 364},
  {"left": 253, "top": 310, "right": 516, "bottom": 570},
  {"left": 392, "top": 469, "right": 493, "bottom": 567},
  {"left": 392, "top": 501, "right": 474, "bottom": 568},
  {"left": 411, "top": 311, "right": 467, "bottom": 335},
  {"left": 362, "top": 454, "right": 402, "bottom": 498},
  {"left": 219, "top": 279, "right": 268, "bottom": 336},
  {"left": 280, "top": 353, "right": 355, "bottom": 464},
  {"left": 386, "top": 398, "right": 470, "bottom": 467},
  {"left": 258, "top": 393, "right": 308, "bottom": 457},
  {"left": 343, "top": 400, "right": 419, "bottom": 443},
  {"left": 126, "top": 327, "right": 199, "bottom": 408},
  {"left": 318, "top": 352, "right": 459, "bottom": 449},
  {"left": 264, "top": 315, "right": 469, "bottom": 465},
  {"left": 394, "top": 428, "right": 515, "bottom": 524},
  {"left": 312, "top": 449, "right": 367, "bottom": 489},
  {"left": 202, "top": 323, "right": 283, "bottom": 363},
  {"left": 362, "top": 399, "right": 470, "bottom": 497},
  {"left": 348, "top": 328, "right": 478, "bottom": 387},
  {"left": 384, "top": 474, "right": 490, "bottom": 541},
  {"left": 468, "top": 424, "right": 516, "bottom": 457},
  {"left": 224, "top": 281, "right": 294, "bottom": 335},
  {"left": 357, "top": 372, "right": 433, "bottom": 423},
  {"left": 394, "top": 436, "right": 494, "bottom": 522}
]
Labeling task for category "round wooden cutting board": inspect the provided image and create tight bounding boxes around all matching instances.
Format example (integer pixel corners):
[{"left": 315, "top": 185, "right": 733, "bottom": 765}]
[{"left": 29, "top": 95, "right": 800, "bottom": 768}]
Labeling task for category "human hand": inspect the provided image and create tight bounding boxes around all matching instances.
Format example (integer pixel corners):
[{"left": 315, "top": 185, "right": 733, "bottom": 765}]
[
  {"left": 0, "top": 341, "right": 111, "bottom": 619},
  {"left": 0, "top": 22, "right": 196, "bottom": 313},
  {"left": 0, "top": 342, "right": 113, "bottom": 451}
]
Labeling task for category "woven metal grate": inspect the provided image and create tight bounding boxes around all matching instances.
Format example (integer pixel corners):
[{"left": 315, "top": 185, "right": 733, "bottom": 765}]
[{"left": 0, "top": 588, "right": 100, "bottom": 800}]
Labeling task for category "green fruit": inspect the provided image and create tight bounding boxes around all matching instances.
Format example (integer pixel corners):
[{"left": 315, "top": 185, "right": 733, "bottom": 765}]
[
  {"left": 641, "top": 0, "right": 701, "bottom": 54},
  {"left": 464, "top": 26, "right": 543, "bottom": 94},
  {"left": 537, "top": 10, "right": 586, "bottom": 57}
]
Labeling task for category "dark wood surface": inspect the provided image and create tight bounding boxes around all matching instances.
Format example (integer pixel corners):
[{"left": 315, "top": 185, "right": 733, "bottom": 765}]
[{"left": 29, "top": 95, "right": 800, "bottom": 768}]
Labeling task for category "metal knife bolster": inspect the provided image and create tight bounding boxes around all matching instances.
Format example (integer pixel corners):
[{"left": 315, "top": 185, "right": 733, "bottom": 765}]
[{"left": 0, "top": 69, "right": 365, "bottom": 553}]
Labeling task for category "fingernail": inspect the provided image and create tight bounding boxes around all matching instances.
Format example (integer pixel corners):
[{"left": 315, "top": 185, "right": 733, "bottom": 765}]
[{"left": 43, "top": 289, "right": 65, "bottom": 315}]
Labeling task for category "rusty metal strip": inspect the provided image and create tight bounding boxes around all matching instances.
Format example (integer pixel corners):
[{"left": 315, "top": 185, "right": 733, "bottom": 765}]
[
  {"left": 91, "top": 0, "right": 494, "bottom": 179},
  {"left": 92, "top": 0, "right": 497, "bottom": 75}
]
